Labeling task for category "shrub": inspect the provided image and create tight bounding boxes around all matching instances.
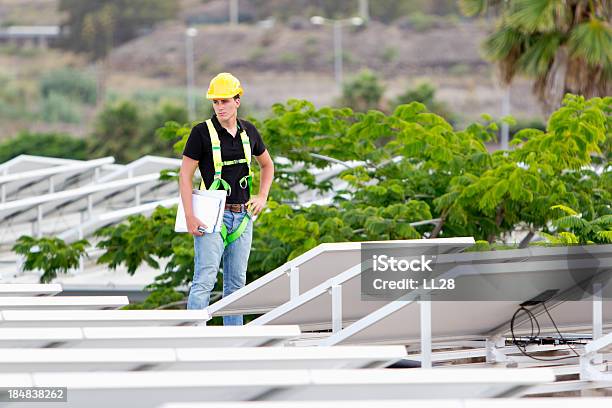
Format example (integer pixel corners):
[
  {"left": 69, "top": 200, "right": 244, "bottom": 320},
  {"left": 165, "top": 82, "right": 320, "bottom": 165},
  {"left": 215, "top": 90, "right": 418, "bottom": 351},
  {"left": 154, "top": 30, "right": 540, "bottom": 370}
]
[
  {"left": 392, "top": 82, "right": 456, "bottom": 123},
  {"left": 0, "top": 74, "right": 32, "bottom": 120},
  {"left": 40, "top": 68, "right": 97, "bottom": 105},
  {"left": 88, "top": 100, "right": 141, "bottom": 163},
  {"left": 40, "top": 92, "right": 82, "bottom": 123},
  {"left": 340, "top": 69, "right": 385, "bottom": 112},
  {"left": 0, "top": 132, "right": 88, "bottom": 163}
]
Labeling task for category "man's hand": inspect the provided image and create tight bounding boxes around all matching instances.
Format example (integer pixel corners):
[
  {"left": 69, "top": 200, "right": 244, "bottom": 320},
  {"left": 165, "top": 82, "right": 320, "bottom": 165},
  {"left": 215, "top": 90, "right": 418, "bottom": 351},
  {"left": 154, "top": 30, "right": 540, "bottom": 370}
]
[
  {"left": 186, "top": 214, "right": 207, "bottom": 236},
  {"left": 246, "top": 194, "right": 267, "bottom": 216}
]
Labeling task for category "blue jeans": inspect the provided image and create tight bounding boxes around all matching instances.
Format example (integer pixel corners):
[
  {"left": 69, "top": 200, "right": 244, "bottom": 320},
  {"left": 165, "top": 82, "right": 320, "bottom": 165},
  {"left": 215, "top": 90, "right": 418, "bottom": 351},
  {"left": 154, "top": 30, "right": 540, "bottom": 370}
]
[{"left": 187, "top": 209, "right": 253, "bottom": 325}]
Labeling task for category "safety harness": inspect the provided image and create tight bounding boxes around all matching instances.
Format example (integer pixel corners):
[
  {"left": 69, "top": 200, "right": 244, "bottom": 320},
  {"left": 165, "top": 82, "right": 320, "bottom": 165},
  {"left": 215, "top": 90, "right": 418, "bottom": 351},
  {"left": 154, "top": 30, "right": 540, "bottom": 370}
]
[{"left": 199, "top": 119, "right": 253, "bottom": 247}]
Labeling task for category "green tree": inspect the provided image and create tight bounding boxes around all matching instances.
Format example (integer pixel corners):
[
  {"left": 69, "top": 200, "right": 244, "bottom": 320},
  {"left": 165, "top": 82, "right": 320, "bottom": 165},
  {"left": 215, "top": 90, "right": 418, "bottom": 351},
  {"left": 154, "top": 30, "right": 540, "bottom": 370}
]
[
  {"left": 541, "top": 205, "right": 612, "bottom": 244},
  {"left": 58, "top": 0, "right": 178, "bottom": 103},
  {"left": 88, "top": 101, "right": 141, "bottom": 163},
  {"left": 340, "top": 69, "right": 385, "bottom": 112},
  {"left": 435, "top": 94, "right": 610, "bottom": 245},
  {"left": 460, "top": 0, "right": 612, "bottom": 114},
  {"left": 87, "top": 99, "right": 187, "bottom": 163},
  {"left": 58, "top": 0, "right": 179, "bottom": 59},
  {"left": 14, "top": 95, "right": 609, "bottom": 310},
  {"left": 12, "top": 237, "right": 89, "bottom": 283},
  {"left": 392, "top": 82, "right": 456, "bottom": 123}
]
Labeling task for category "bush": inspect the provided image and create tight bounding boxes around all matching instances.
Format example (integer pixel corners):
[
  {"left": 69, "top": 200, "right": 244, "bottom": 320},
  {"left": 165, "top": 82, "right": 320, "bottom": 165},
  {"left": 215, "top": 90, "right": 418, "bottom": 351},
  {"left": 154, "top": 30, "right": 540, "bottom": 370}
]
[
  {"left": 509, "top": 119, "right": 546, "bottom": 140},
  {"left": 0, "top": 132, "right": 88, "bottom": 163},
  {"left": 88, "top": 99, "right": 193, "bottom": 163},
  {"left": 406, "top": 12, "right": 437, "bottom": 31},
  {"left": 0, "top": 74, "right": 33, "bottom": 120},
  {"left": 40, "top": 68, "right": 97, "bottom": 105},
  {"left": 122, "top": 288, "right": 186, "bottom": 310},
  {"left": 392, "top": 82, "right": 456, "bottom": 123},
  {"left": 40, "top": 92, "right": 82, "bottom": 123},
  {"left": 339, "top": 69, "right": 385, "bottom": 112},
  {"left": 88, "top": 101, "right": 141, "bottom": 163},
  {"left": 144, "top": 101, "right": 189, "bottom": 155}
]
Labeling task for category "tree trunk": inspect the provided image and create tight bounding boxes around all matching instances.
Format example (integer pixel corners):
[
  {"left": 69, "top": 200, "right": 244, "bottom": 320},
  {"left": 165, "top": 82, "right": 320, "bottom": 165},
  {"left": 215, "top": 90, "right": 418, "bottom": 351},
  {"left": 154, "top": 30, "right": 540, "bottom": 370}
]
[
  {"left": 540, "top": 46, "right": 568, "bottom": 117},
  {"left": 430, "top": 209, "right": 448, "bottom": 238},
  {"left": 487, "top": 206, "right": 505, "bottom": 243},
  {"left": 519, "top": 229, "right": 535, "bottom": 248}
]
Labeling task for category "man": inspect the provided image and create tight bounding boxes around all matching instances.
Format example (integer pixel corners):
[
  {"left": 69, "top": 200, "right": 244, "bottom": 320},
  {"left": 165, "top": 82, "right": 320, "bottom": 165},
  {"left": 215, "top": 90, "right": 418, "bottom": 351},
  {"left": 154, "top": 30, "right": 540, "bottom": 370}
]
[{"left": 179, "top": 72, "right": 274, "bottom": 325}]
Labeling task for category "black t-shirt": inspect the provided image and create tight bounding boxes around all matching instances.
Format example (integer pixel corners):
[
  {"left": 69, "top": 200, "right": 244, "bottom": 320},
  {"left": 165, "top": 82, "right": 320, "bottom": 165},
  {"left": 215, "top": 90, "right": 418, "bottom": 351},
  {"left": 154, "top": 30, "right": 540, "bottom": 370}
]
[{"left": 182, "top": 115, "right": 266, "bottom": 204}]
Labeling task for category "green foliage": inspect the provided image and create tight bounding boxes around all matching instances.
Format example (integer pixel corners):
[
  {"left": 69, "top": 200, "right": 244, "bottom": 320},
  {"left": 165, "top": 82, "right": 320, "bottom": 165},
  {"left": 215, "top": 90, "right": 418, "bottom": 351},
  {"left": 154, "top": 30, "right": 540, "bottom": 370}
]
[
  {"left": 88, "top": 99, "right": 187, "bottom": 163},
  {"left": 0, "top": 132, "right": 88, "bottom": 163},
  {"left": 12, "top": 236, "right": 89, "bottom": 283},
  {"left": 95, "top": 206, "right": 177, "bottom": 275},
  {"left": 40, "top": 69, "right": 97, "bottom": 105},
  {"left": 340, "top": 69, "right": 385, "bottom": 112},
  {"left": 438, "top": 94, "right": 611, "bottom": 243},
  {"left": 88, "top": 100, "right": 140, "bottom": 163},
  {"left": 509, "top": 118, "right": 546, "bottom": 139},
  {"left": 460, "top": 0, "right": 611, "bottom": 112},
  {"left": 40, "top": 92, "right": 82, "bottom": 124},
  {"left": 380, "top": 47, "right": 399, "bottom": 63},
  {"left": 122, "top": 288, "right": 185, "bottom": 310},
  {"left": 406, "top": 12, "right": 437, "bottom": 32},
  {"left": 543, "top": 205, "right": 612, "bottom": 244},
  {"left": 0, "top": 74, "right": 33, "bottom": 120},
  {"left": 58, "top": 0, "right": 179, "bottom": 59},
  {"left": 392, "top": 82, "right": 455, "bottom": 123},
  {"left": 63, "top": 93, "right": 609, "bottom": 309}
]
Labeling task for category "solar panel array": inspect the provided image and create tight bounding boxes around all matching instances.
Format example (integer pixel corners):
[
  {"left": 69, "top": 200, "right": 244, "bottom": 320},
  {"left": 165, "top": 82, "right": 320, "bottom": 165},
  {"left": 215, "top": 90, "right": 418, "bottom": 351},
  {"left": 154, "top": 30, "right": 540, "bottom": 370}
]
[
  {"left": 0, "top": 154, "right": 183, "bottom": 293},
  {"left": 2, "top": 243, "right": 611, "bottom": 406}
]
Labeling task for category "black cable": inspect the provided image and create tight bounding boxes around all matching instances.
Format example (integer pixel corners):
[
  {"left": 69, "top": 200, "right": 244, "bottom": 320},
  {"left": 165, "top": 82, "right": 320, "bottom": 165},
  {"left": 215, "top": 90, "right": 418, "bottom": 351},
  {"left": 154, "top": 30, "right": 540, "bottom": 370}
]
[
  {"left": 542, "top": 302, "right": 581, "bottom": 358},
  {"left": 510, "top": 305, "right": 580, "bottom": 362}
]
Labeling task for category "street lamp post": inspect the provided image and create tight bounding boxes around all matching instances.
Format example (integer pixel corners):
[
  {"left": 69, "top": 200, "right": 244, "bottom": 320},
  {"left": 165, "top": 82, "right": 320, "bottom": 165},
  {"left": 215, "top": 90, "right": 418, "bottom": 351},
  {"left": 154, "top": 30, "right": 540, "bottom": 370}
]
[
  {"left": 229, "top": 0, "right": 239, "bottom": 26},
  {"left": 333, "top": 20, "right": 342, "bottom": 89},
  {"left": 185, "top": 27, "right": 198, "bottom": 122},
  {"left": 310, "top": 16, "right": 363, "bottom": 92}
]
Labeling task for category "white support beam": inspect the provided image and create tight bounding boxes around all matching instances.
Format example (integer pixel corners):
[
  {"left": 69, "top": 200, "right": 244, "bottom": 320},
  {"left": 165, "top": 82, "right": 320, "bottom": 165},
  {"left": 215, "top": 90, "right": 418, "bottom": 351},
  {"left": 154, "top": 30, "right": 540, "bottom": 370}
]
[
  {"left": 419, "top": 299, "right": 432, "bottom": 369},
  {"left": 331, "top": 284, "right": 343, "bottom": 333},
  {"left": 289, "top": 266, "right": 299, "bottom": 300}
]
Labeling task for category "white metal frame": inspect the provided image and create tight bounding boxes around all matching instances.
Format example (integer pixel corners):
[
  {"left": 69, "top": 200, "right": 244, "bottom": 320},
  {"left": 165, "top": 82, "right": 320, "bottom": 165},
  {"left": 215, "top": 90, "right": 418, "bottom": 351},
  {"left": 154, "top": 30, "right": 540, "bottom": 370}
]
[{"left": 209, "top": 238, "right": 475, "bottom": 317}]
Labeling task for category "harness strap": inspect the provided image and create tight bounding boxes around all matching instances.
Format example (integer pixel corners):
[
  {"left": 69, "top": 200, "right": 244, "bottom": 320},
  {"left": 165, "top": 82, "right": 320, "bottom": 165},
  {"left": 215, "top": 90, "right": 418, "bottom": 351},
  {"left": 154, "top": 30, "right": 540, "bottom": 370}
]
[
  {"left": 197, "top": 118, "right": 255, "bottom": 245},
  {"left": 220, "top": 212, "right": 252, "bottom": 247}
]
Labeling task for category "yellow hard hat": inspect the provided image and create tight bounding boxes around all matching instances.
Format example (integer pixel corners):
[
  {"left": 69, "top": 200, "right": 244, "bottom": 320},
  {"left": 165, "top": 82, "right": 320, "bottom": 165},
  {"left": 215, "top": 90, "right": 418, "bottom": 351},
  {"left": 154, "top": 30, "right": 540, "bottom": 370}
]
[{"left": 206, "top": 72, "right": 244, "bottom": 100}]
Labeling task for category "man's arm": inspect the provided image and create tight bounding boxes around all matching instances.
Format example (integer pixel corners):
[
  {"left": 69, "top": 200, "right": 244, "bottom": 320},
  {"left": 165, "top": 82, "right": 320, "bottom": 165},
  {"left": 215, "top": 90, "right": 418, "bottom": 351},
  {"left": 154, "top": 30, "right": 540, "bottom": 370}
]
[
  {"left": 179, "top": 155, "right": 206, "bottom": 235},
  {"left": 246, "top": 150, "right": 274, "bottom": 215}
]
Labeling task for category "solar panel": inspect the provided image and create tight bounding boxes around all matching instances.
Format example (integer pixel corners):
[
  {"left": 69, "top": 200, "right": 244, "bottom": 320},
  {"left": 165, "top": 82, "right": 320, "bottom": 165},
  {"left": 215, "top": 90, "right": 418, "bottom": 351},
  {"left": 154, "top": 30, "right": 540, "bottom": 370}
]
[
  {"left": 57, "top": 198, "right": 178, "bottom": 242},
  {"left": 0, "top": 173, "right": 171, "bottom": 225},
  {"left": 0, "top": 345, "right": 406, "bottom": 372},
  {"left": 0, "top": 326, "right": 301, "bottom": 348},
  {"left": 0, "top": 368, "right": 555, "bottom": 407},
  {"left": 0, "top": 309, "right": 209, "bottom": 327},
  {"left": 317, "top": 247, "right": 612, "bottom": 346},
  {"left": 160, "top": 398, "right": 612, "bottom": 408},
  {"left": 0, "top": 296, "right": 129, "bottom": 310},
  {"left": 0, "top": 284, "right": 62, "bottom": 297},
  {"left": 0, "top": 157, "right": 115, "bottom": 202},
  {"left": 209, "top": 238, "right": 475, "bottom": 318}
]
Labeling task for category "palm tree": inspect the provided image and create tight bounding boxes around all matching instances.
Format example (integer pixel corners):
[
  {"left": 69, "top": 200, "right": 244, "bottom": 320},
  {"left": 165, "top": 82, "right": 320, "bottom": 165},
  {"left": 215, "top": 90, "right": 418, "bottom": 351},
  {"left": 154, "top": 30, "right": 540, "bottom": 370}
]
[{"left": 460, "top": 0, "right": 611, "bottom": 115}]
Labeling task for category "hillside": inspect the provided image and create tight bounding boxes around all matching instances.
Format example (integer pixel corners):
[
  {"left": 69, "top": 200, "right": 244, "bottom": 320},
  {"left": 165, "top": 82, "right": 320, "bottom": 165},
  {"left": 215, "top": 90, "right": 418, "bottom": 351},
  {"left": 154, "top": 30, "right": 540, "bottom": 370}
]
[
  {"left": 0, "top": 0, "right": 544, "bottom": 140},
  {"left": 108, "top": 19, "right": 541, "bottom": 121}
]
